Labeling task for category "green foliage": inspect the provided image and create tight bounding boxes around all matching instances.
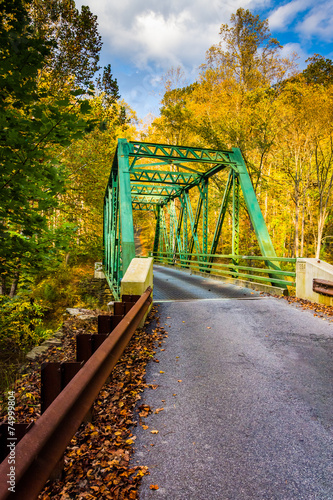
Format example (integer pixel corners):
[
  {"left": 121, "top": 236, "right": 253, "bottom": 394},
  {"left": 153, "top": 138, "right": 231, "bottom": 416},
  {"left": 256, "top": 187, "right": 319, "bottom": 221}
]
[
  {"left": 58, "top": 96, "right": 137, "bottom": 263},
  {"left": 154, "top": 84, "right": 196, "bottom": 145},
  {"left": 33, "top": 262, "right": 110, "bottom": 312},
  {"left": 205, "top": 8, "right": 289, "bottom": 89},
  {"left": 28, "top": 0, "right": 102, "bottom": 89},
  {"left": 0, "top": 295, "right": 50, "bottom": 352},
  {"left": 302, "top": 54, "right": 333, "bottom": 86},
  {"left": 0, "top": 0, "right": 95, "bottom": 294},
  {"left": 96, "top": 64, "right": 120, "bottom": 104}
]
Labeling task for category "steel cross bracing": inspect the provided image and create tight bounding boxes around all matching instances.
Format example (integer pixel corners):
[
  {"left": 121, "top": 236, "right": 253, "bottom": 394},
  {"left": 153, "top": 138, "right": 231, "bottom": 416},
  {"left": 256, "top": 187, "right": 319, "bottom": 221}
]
[{"left": 103, "top": 139, "right": 287, "bottom": 298}]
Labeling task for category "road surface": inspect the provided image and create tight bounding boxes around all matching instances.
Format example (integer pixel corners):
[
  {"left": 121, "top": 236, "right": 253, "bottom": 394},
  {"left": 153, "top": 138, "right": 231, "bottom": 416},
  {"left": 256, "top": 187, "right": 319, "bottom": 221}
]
[{"left": 132, "top": 266, "right": 333, "bottom": 499}]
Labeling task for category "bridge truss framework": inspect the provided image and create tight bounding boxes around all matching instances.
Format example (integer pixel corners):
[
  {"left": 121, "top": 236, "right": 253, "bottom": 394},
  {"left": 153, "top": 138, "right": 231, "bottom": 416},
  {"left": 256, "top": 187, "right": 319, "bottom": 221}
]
[{"left": 103, "top": 139, "right": 290, "bottom": 298}]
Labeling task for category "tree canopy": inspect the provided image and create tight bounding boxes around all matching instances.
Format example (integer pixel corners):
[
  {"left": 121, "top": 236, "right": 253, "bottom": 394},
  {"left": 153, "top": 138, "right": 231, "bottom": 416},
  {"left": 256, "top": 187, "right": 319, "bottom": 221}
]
[{"left": 143, "top": 10, "right": 333, "bottom": 263}]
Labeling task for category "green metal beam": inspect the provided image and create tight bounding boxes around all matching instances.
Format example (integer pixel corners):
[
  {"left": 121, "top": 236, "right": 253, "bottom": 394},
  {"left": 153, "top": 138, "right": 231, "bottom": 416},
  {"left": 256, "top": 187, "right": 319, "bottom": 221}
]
[
  {"left": 131, "top": 184, "right": 178, "bottom": 196},
  {"left": 232, "top": 171, "right": 240, "bottom": 263},
  {"left": 184, "top": 191, "right": 201, "bottom": 257},
  {"left": 173, "top": 200, "right": 184, "bottom": 260},
  {"left": 131, "top": 195, "right": 165, "bottom": 203},
  {"left": 153, "top": 205, "right": 161, "bottom": 256},
  {"left": 118, "top": 139, "right": 136, "bottom": 275},
  {"left": 129, "top": 141, "right": 235, "bottom": 165},
  {"left": 202, "top": 180, "right": 208, "bottom": 257},
  {"left": 209, "top": 170, "right": 233, "bottom": 257},
  {"left": 130, "top": 169, "right": 199, "bottom": 185},
  {"left": 232, "top": 148, "right": 278, "bottom": 262}
]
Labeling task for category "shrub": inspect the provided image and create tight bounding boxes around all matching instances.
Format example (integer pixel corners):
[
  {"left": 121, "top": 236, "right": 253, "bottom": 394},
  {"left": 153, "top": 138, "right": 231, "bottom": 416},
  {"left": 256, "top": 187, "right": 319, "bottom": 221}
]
[{"left": 0, "top": 296, "right": 50, "bottom": 353}]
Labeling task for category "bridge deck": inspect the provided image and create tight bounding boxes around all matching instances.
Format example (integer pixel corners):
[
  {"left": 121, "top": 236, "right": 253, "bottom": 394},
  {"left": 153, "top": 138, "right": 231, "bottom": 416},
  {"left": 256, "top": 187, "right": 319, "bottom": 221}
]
[
  {"left": 153, "top": 264, "right": 261, "bottom": 301},
  {"left": 132, "top": 266, "right": 333, "bottom": 499}
]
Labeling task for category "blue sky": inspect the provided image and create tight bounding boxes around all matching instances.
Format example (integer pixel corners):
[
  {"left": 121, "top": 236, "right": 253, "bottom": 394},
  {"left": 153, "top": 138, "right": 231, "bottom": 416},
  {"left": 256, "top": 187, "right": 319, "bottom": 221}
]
[{"left": 75, "top": 0, "right": 333, "bottom": 121}]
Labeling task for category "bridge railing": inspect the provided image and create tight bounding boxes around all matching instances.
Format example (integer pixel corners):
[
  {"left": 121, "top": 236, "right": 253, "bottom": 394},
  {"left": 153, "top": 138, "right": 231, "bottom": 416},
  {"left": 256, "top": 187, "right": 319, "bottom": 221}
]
[{"left": 152, "top": 251, "right": 296, "bottom": 290}]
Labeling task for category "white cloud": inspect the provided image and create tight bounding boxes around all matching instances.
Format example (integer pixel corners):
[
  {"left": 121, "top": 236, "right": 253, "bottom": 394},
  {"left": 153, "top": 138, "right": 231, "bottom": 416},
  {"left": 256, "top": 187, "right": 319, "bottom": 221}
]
[
  {"left": 75, "top": 0, "right": 270, "bottom": 70},
  {"left": 269, "top": 0, "right": 333, "bottom": 42},
  {"left": 297, "top": 5, "right": 333, "bottom": 41},
  {"left": 268, "top": 0, "right": 312, "bottom": 30},
  {"left": 73, "top": 0, "right": 333, "bottom": 118},
  {"left": 279, "top": 41, "right": 308, "bottom": 71}
]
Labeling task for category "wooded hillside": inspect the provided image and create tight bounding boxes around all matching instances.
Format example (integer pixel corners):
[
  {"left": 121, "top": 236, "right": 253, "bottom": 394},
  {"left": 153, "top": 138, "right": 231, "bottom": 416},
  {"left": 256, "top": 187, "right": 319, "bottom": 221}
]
[{"left": 141, "top": 9, "right": 333, "bottom": 263}]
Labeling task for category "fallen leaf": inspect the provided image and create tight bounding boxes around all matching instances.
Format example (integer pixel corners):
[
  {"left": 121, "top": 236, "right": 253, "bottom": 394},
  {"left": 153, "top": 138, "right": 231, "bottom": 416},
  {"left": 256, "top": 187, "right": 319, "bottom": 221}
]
[
  {"left": 159, "top": 371, "right": 165, "bottom": 374},
  {"left": 150, "top": 484, "right": 159, "bottom": 490},
  {"left": 142, "top": 425, "right": 149, "bottom": 430},
  {"left": 178, "top": 380, "right": 182, "bottom": 383},
  {"left": 150, "top": 430, "right": 159, "bottom": 434},
  {"left": 154, "top": 408, "right": 164, "bottom": 414}
]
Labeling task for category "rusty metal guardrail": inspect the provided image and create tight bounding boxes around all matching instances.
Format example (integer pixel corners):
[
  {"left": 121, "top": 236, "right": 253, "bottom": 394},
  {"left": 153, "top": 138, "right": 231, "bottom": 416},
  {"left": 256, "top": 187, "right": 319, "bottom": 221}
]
[
  {"left": 313, "top": 278, "right": 333, "bottom": 297},
  {"left": 0, "top": 287, "right": 152, "bottom": 500}
]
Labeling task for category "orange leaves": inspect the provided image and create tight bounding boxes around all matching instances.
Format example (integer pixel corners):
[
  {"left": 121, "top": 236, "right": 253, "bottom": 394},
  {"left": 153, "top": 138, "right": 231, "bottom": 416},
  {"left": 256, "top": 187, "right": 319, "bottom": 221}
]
[
  {"left": 19, "top": 306, "right": 167, "bottom": 499},
  {"left": 154, "top": 407, "right": 164, "bottom": 414},
  {"left": 150, "top": 484, "right": 159, "bottom": 490},
  {"left": 125, "top": 437, "right": 136, "bottom": 445},
  {"left": 138, "top": 403, "right": 152, "bottom": 418}
]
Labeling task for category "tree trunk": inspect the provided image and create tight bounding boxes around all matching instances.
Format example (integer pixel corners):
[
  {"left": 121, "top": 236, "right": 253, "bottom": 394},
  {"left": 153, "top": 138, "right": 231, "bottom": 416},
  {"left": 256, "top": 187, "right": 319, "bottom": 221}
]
[
  {"left": 315, "top": 211, "right": 326, "bottom": 259},
  {"left": 0, "top": 275, "right": 7, "bottom": 296},
  {"left": 295, "top": 199, "right": 299, "bottom": 258},
  {"left": 9, "top": 271, "right": 20, "bottom": 298},
  {"left": 300, "top": 197, "right": 305, "bottom": 258},
  {"left": 65, "top": 252, "right": 70, "bottom": 266}
]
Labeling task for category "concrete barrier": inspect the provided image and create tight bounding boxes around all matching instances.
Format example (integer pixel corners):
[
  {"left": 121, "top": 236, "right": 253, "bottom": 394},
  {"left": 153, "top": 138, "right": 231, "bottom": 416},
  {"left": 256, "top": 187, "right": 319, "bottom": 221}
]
[
  {"left": 296, "top": 258, "right": 333, "bottom": 306},
  {"left": 120, "top": 257, "right": 153, "bottom": 325},
  {"left": 94, "top": 262, "right": 105, "bottom": 279}
]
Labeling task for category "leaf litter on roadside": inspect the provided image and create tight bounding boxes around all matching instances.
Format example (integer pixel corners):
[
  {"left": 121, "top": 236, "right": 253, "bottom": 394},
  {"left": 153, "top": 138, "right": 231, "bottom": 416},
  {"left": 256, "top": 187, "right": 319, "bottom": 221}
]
[{"left": 0, "top": 305, "right": 169, "bottom": 499}]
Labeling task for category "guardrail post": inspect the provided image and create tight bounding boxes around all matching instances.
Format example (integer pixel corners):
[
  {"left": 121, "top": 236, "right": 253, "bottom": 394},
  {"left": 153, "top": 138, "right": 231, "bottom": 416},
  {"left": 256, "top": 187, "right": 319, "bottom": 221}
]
[
  {"left": 41, "top": 362, "right": 84, "bottom": 414},
  {"left": 92, "top": 334, "right": 109, "bottom": 351},
  {"left": 61, "top": 362, "right": 83, "bottom": 387},
  {"left": 76, "top": 334, "right": 93, "bottom": 362},
  {"left": 41, "top": 363, "right": 62, "bottom": 414},
  {"left": 98, "top": 315, "right": 112, "bottom": 334}
]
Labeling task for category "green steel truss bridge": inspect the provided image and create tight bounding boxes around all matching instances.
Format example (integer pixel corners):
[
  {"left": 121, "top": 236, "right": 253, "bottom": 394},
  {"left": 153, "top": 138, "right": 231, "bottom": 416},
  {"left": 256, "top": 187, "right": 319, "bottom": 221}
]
[{"left": 103, "top": 139, "right": 296, "bottom": 298}]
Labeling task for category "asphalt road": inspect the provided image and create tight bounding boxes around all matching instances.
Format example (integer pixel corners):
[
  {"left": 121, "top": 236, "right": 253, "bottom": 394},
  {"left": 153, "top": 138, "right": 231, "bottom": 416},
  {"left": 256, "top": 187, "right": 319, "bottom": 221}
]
[
  {"left": 152, "top": 265, "right": 260, "bottom": 301},
  {"left": 131, "top": 267, "right": 333, "bottom": 499}
]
